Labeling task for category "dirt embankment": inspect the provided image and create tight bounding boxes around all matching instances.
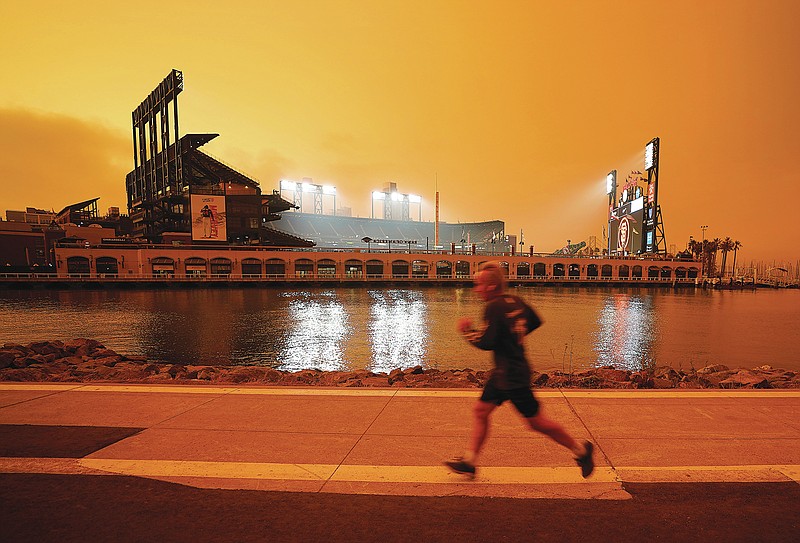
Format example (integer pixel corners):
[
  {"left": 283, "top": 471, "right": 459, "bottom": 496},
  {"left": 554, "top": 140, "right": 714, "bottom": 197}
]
[{"left": 1, "top": 339, "right": 798, "bottom": 389}]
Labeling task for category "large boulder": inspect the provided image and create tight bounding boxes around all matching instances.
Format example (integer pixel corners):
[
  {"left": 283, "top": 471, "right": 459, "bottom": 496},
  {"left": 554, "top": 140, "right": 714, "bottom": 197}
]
[
  {"left": 720, "top": 370, "right": 771, "bottom": 389},
  {"left": 595, "top": 368, "right": 631, "bottom": 383},
  {"left": 29, "top": 341, "right": 67, "bottom": 357},
  {"left": 697, "top": 364, "right": 730, "bottom": 375},
  {"left": 0, "top": 351, "right": 16, "bottom": 369}
]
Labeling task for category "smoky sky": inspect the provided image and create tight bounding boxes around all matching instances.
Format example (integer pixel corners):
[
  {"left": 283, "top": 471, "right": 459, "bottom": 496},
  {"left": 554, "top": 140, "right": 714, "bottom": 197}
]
[{"left": 0, "top": 108, "right": 130, "bottom": 214}]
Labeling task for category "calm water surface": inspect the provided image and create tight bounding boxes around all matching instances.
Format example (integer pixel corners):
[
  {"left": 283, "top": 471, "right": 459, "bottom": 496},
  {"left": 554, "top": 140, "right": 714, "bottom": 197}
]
[{"left": 2, "top": 287, "right": 798, "bottom": 373}]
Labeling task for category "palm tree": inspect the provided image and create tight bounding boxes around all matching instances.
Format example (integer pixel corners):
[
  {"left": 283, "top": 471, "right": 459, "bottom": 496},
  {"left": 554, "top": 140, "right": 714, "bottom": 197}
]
[
  {"left": 688, "top": 238, "right": 701, "bottom": 261},
  {"left": 703, "top": 238, "right": 721, "bottom": 278},
  {"left": 719, "top": 237, "right": 734, "bottom": 277},
  {"left": 731, "top": 240, "right": 742, "bottom": 278}
]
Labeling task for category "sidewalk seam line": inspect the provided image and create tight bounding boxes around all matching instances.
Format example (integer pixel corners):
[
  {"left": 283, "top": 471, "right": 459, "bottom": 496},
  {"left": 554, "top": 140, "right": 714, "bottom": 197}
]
[
  {"left": 319, "top": 388, "right": 400, "bottom": 492},
  {"left": 559, "top": 388, "right": 617, "bottom": 472},
  {"left": 0, "top": 384, "right": 87, "bottom": 410},
  {"left": 148, "top": 387, "right": 241, "bottom": 429}
]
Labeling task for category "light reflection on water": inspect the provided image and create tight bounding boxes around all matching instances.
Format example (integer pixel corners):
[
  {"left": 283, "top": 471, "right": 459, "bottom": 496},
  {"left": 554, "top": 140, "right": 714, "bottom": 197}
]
[
  {"left": 2, "top": 287, "right": 799, "bottom": 372},
  {"left": 367, "top": 290, "right": 427, "bottom": 372},
  {"left": 594, "top": 294, "right": 655, "bottom": 370},
  {"left": 278, "top": 291, "right": 349, "bottom": 371}
]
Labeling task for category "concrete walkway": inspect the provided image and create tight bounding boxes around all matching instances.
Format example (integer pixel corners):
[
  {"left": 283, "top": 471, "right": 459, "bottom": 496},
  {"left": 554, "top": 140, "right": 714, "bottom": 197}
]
[{"left": 1, "top": 383, "right": 798, "bottom": 500}]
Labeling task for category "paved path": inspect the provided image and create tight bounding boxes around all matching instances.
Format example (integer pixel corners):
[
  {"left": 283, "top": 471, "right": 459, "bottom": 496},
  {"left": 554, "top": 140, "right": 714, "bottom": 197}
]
[{"left": 1, "top": 383, "right": 799, "bottom": 500}]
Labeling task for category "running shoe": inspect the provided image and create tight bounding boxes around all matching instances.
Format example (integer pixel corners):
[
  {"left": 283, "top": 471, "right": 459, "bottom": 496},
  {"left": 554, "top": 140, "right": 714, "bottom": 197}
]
[
  {"left": 444, "top": 457, "right": 476, "bottom": 478},
  {"left": 576, "top": 441, "right": 595, "bottom": 478}
]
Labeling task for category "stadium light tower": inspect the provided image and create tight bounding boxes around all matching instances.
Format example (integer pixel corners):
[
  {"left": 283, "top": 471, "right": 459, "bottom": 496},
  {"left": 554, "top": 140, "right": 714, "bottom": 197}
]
[
  {"left": 606, "top": 170, "right": 617, "bottom": 256},
  {"left": 280, "top": 179, "right": 336, "bottom": 215},
  {"left": 371, "top": 187, "right": 421, "bottom": 221}
]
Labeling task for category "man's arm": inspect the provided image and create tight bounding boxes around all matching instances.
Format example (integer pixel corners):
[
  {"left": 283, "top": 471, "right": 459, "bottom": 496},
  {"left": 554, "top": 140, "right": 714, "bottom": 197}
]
[
  {"left": 460, "top": 305, "right": 499, "bottom": 351},
  {"left": 526, "top": 304, "right": 543, "bottom": 334}
]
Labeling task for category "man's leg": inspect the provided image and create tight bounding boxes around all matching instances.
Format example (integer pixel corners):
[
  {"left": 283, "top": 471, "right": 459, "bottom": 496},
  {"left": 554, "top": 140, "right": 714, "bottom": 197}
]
[
  {"left": 526, "top": 413, "right": 581, "bottom": 453},
  {"left": 467, "top": 400, "right": 497, "bottom": 462},
  {"left": 527, "top": 413, "right": 595, "bottom": 478},
  {"left": 445, "top": 400, "right": 496, "bottom": 476}
]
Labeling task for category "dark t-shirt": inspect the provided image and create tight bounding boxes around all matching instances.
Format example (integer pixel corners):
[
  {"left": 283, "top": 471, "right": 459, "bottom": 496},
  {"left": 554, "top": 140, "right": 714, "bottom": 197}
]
[{"left": 462, "top": 294, "right": 542, "bottom": 389}]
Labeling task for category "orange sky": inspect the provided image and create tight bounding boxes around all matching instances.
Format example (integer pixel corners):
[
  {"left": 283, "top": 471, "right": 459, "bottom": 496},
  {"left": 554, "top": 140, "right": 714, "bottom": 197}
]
[{"left": 1, "top": 1, "right": 798, "bottom": 263}]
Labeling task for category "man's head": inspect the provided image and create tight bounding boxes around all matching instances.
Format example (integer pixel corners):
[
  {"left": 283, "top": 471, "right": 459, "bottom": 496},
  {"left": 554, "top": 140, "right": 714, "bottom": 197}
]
[{"left": 474, "top": 261, "right": 506, "bottom": 301}]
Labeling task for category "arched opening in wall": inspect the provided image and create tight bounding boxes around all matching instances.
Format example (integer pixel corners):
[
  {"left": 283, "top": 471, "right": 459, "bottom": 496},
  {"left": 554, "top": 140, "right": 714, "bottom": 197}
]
[
  {"left": 516, "top": 262, "right": 530, "bottom": 277},
  {"left": 344, "top": 259, "right": 363, "bottom": 277},
  {"left": 412, "top": 260, "right": 429, "bottom": 278},
  {"left": 436, "top": 260, "right": 453, "bottom": 278},
  {"left": 601, "top": 264, "right": 613, "bottom": 278},
  {"left": 632, "top": 265, "right": 643, "bottom": 279},
  {"left": 456, "top": 260, "right": 471, "bottom": 278},
  {"left": 568, "top": 264, "right": 580, "bottom": 278},
  {"left": 241, "top": 258, "right": 262, "bottom": 277},
  {"left": 265, "top": 259, "right": 286, "bottom": 277},
  {"left": 96, "top": 256, "right": 118, "bottom": 277},
  {"left": 366, "top": 259, "right": 384, "bottom": 277},
  {"left": 210, "top": 258, "right": 232, "bottom": 276},
  {"left": 553, "top": 263, "right": 565, "bottom": 277},
  {"left": 661, "top": 266, "right": 672, "bottom": 279},
  {"left": 499, "top": 261, "right": 510, "bottom": 276},
  {"left": 294, "top": 259, "right": 314, "bottom": 277},
  {"left": 317, "top": 259, "right": 337, "bottom": 276},
  {"left": 67, "top": 256, "right": 90, "bottom": 277},
  {"left": 618, "top": 264, "right": 630, "bottom": 279},
  {"left": 533, "top": 262, "right": 546, "bottom": 277},
  {"left": 687, "top": 267, "right": 699, "bottom": 279},
  {"left": 648, "top": 266, "right": 660, "bottom": 279},
  {"left": 151, "top": 257, "right": 175, "bottom": 277},
  {"left": 185, "top": 257, "right": 207, "bottom": 277},
  {"left": 392, "top": 260, "right": 410, "bottom": 278},
  {"left": 674, "top": 267, "right": 687, "bottom": 279},
  {"left": 587, "top": 264, "right": 599, "bottom": 278}
]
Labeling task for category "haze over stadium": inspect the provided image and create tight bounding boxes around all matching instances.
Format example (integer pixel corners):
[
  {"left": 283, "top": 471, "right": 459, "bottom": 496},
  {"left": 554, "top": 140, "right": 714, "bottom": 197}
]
[{"left": 1, "top": 1, "right": 798, "bottom": 262}]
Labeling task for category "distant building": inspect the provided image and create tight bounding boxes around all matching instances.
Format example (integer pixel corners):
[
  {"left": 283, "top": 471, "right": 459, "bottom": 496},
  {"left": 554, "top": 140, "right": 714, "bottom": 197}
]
[
  {"left": 54, "top": 198, "right": 133, "bottom": 237},
  {"left": 5, "top": 207, "right": 56, "bottom": 225},
  {"left": 0, "top": 221, "right": 63, "bottom": 270}
]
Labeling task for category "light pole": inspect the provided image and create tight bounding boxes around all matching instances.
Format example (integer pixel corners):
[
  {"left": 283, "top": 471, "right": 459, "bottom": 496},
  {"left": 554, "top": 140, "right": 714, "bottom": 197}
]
[{"left": 700, "top": 225, "right": 709, "bottom": 278}]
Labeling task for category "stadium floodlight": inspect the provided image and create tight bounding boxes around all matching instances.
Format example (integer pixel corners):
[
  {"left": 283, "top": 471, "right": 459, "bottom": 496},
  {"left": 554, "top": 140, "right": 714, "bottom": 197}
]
[
  {"left": 323, "top": 185, "right": 336, "bottom": 195},
  {"left": 280, "top": 179, "right": 296, "bottom": 191},
  {"left": 645, "top": 141, "right": 655, "bottom": 170},
  {"left": 372, "top": 191, "right": 385, "bottom": 200},
  {"left": 606, "top": 172, "right": 615, "bottom": 195},
  {"left": 408, "top": 194, "right": 421, "bottom": 203},
  {"left": 302, "top": 182, "right": 318, "bottom": 193},
  {"left": 391, "top": 191, "right": 403, "bottom": 202}
]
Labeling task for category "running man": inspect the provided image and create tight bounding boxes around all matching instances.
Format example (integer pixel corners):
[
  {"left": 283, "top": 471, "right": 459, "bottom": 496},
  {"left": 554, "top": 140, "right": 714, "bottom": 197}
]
[{"left": 445, "top": 262, "right": 595, "bottom": 478}]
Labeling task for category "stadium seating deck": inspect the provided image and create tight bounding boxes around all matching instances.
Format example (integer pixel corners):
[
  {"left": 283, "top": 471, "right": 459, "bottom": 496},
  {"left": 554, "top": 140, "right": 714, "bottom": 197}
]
[{"left": 271, "top": 212, "right": 504, "bottom": 250}]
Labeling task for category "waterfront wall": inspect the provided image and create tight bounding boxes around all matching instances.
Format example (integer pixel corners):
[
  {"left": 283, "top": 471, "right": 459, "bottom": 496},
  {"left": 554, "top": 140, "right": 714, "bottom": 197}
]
[{"left": 20, "top": 245, "right": 702, "bottom": 284}]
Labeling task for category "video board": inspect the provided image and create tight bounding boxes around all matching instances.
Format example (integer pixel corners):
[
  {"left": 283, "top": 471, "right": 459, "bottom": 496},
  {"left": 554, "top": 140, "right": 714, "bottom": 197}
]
[{"left": 608, "top": 196, "right": 645, "bottom": 255}]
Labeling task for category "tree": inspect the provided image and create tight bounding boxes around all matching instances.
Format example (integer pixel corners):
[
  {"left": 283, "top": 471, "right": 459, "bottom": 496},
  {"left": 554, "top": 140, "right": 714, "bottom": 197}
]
[
  {"left": 688, "top": 238, "right": 702, "bottom": 261},
  {"left": 719, "top": 237, "right": 734, "bottom": 277},
  {"left": 731, "top": 240, "right": 743, "bottom": 277},
  {"left": 702, "top": 238, "right": 720, "bottom": 277}
]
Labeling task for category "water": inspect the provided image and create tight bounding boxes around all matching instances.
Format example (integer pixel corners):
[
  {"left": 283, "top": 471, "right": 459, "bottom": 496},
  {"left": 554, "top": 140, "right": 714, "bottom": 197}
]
[{"left": 1, "top": 287, "right": 798, "bottom": 373}]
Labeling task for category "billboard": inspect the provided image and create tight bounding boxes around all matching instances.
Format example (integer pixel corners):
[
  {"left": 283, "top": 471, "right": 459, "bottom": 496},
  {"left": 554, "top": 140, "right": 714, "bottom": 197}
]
[{"left": 190, "top": 194, "right": 227, "bottom": 241}]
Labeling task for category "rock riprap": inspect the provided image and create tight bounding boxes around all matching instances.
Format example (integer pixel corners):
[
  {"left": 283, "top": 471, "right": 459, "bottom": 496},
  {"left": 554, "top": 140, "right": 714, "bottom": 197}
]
[{"left": 1, "top": 340, "right": 798, "bottom": 389}]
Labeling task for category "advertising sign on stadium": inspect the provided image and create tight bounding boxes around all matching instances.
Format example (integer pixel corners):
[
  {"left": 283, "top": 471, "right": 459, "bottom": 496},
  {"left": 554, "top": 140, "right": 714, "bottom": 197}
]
[
  {"left": 191, "top": 194, "right": 227, "bottom": 242},
  {"left": 365, "top": 238, "right": 418, "bottom": 245}
]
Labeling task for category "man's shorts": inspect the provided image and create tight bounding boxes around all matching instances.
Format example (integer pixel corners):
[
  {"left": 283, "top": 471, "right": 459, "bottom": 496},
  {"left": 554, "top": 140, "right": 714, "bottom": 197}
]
[{"left": 480, "top": 380, "right": 540, "bottom": 418}]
